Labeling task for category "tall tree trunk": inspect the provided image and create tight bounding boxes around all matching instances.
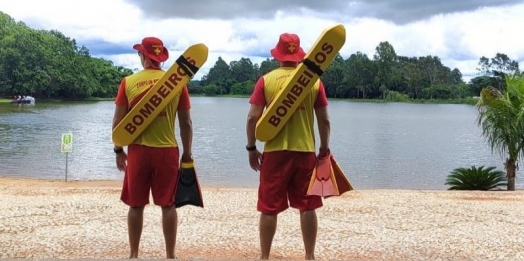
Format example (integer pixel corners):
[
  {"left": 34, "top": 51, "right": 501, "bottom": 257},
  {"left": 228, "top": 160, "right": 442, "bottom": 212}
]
[{"left": 505, "top": 158, "right": 516, "bottom": 191}]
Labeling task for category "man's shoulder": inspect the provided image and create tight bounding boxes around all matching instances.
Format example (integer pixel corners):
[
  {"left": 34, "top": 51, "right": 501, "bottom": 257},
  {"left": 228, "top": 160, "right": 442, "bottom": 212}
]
[
  {"left": 259, "top": 70, "right": 273, "bottom": 80},
  {"left": 265, "top": 67, "right": 289, "bottom": 75},
  {"left": 134, "top": 69, "right": 165, "bottom": 77},
  {"left": 263, "top": 67, "right": 294, "bottom": 81},
  {"left": 125, "top": 70, "right": 164, "bottom": 85}
]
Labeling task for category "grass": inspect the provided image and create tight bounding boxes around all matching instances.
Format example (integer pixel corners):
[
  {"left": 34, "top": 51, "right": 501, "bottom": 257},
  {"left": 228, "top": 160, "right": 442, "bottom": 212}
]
[{"left": 0, "top": 98, "right": 11, "bottom": 103}]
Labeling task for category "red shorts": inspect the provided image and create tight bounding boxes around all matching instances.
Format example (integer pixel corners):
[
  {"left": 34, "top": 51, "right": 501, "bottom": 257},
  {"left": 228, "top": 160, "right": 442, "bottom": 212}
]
[
  {"left": 120, "top": 144, "right": 180, "bottom": 207},
  {"left": 257, "top": 151, "right": 323, "bottom": 215}
]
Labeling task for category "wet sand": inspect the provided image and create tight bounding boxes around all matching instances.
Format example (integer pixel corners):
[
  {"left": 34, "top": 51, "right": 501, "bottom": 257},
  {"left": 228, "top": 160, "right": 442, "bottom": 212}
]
[{"left": 1, "top": 176, "right": 524, "bottom": 260}]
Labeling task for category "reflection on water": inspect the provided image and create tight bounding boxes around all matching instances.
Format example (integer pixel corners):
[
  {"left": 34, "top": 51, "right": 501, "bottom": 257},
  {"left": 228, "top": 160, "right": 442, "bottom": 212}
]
[{"left": 0, "top": 98, "right": 521, "bottom": 190}]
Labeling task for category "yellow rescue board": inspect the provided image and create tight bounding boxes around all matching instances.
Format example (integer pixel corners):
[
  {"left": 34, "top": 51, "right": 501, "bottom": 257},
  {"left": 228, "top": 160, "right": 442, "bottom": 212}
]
[
  {"left": 255, "top": 24, "right": 346, "bottom": 142},
  {"left": 112, "top": 43, "right": 209, "bottom": 147}
]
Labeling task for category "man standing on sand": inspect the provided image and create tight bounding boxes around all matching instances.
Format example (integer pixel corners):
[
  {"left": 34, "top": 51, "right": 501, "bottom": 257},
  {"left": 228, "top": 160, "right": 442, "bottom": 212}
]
[
  {"left": 112, "top": 36, "right": 193, "bottom": 259},
  {"left": 245, "top": 33, "right": 331, "bottom": 260}
]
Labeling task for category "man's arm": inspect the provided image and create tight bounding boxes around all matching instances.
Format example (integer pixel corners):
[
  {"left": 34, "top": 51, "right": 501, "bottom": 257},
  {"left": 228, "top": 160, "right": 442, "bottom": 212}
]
[
  {"left": 314, "top": 81, "right": 330, "bottom": 154},
  {"left": 178, "top": 109, "right": 192, "bottom": 158},
  {"left": 246, "top": 104, "right": 265, "bottom": 147},
  {"left": 113, "top": 79, "right": 129, "bottom": 150},
  {"left": 246, "top": 77, "right": 266, "bottom": 147},
  {"left": 315, "top": 106, "right": 330, "bottom": 151},
  {"left": 112, "top": 106, "right": 128, "bottom": 131},
  {"left": 178, "top": 86, "right": 193, "bottom": 161}
]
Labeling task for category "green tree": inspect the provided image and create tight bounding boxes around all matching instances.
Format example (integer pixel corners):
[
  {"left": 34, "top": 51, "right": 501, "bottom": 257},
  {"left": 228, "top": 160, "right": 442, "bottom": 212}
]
[
  {"left": 469, "top": 76, "right": 498, "bottom": 97},
  {"left": 200, "top": 57, "right": 234, "bottom": 94},
  {"left": 0, "top": 11, "right": 132, "bottom": 100},
  {"left": 345, "top": 52, "right": 375, "bottom": 99},
  {"left": 320, "top": 54, "right": 345, "bottom": 97},
  {"left": 256, "top": 58, "right": 279, "bottom": 78},
  {"left": 476, "top": 74, "right": 524, "bottom": 190},
  {"left": 401, "top": 60, "right": 424, "bottom": 98},
  {"left": 187, "top": 80, "right": 204, "bottom": 94},
  {"left": 230, "top": 58, "right": 256, "bottom": 83},
  {"left": 373, "top": 41, "right": 398, "bottom": 99},
  {"left": 477, "top": 53, "right": 520, "bottom": 91},
  {"left": 204, "top": 84, "right": 218, "bottom": 96}
]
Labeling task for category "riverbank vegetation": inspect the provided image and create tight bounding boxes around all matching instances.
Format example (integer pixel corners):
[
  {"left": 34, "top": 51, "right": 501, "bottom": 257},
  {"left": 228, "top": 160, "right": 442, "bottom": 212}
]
[
  {"left": 0, "top": 11, "right": 520, "bottom": 105},
  {"left": 189, "top": 48, "right": 519, "bottom": 105},
  {"left": 0, "top": 12, "right": 133, "bottom": 100}
]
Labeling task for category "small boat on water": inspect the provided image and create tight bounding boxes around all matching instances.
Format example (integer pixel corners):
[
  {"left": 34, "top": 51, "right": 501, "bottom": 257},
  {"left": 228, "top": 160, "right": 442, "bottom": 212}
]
[{"left": 10, "top": 96, "right": 36, "bottom": 105}]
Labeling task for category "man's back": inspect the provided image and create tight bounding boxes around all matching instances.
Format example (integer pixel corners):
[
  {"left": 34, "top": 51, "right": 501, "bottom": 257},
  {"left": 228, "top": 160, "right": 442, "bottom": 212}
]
[
  {"left": 117, "top": 69, "right": 189, "bottom": 148},
  {"left": 253, "top": 67, "right": 325, "bottom": 153}
]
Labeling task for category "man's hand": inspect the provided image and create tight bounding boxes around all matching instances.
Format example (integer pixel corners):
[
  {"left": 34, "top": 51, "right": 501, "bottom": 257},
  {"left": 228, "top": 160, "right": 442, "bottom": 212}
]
[
  {"left": 181, "top": 152, "right": 193, "bottom": 163},
  {"left": 249, "top": 150, "right": 263, "bottom": 171},
  {"left": 116, "top": 152, "right": 127, "bottom": 171},
  {"left": 318, "top": 147, "right": 330, "bottom": 159},
  {"left": 246, "top": 102, "right": 264, "bottom": 172}
]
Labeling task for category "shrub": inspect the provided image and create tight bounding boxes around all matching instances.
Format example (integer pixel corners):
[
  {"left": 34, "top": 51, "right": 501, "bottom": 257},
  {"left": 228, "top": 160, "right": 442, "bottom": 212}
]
[
  {"left": 445, "top": 165, "right": 507, "bottom": 191},
  {"left": 204, "top": 85, "right": 218, "bottom": 96},
  {"left": 385, "top": 90, "right": 410, "bottom": 102}
]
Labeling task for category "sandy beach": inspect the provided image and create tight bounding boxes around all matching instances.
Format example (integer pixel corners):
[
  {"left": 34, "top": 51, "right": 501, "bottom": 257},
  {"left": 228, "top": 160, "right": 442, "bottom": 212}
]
[{"left": 1, "top": 176, "right": 524, "bottom": 261}]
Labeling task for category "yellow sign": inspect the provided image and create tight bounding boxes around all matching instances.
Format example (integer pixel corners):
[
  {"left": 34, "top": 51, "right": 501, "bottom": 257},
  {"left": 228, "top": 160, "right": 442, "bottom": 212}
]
[{"left": 61, "top": 133, "right": 73, "bottom": 153}]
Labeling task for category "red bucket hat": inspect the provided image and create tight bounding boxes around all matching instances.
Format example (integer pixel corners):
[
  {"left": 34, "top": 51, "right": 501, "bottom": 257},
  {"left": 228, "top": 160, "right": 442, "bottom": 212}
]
[
  {"left": 270, "top": 33, "right": 306, "bottom": 62},
  {"left": 133, "top": 37, "right": 169, "bottom": 63}
]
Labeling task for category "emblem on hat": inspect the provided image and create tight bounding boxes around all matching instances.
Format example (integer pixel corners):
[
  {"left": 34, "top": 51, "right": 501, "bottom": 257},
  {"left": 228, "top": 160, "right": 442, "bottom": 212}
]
[
  {"left": 287, "top": 43, "right": 296, "bottom": 53},
  {"left": 152, "top": 45, "right": 162, "bottom": 55}
]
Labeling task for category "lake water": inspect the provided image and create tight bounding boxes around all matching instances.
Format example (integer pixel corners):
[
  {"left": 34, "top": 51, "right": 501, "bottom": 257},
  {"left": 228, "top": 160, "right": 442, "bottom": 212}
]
[{"left": 0, "top": 97, "right": 521, "bottom": 190}]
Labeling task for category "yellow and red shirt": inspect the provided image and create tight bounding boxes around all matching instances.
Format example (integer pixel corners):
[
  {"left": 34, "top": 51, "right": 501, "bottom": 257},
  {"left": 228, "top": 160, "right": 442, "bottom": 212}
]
[
  {"left": 115, "top": 68, "right": 191, "bottom": 148},
  {"left": 249, "top": 67, "right": 328, "bottom": 152}
]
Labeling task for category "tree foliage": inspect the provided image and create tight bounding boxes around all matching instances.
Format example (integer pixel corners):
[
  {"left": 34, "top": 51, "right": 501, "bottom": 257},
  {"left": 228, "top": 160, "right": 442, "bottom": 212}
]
[
  {"left": 191, "top": 41, "right": 521, "bottom": 101},
  {"left": 0, "top": 11, "right": 133, "bottom": 100}
]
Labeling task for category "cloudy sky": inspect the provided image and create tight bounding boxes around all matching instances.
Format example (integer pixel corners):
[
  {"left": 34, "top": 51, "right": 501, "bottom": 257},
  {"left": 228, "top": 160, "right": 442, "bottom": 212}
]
[{"left": 0, "top": 0, "right": 522, "bottom": 83}]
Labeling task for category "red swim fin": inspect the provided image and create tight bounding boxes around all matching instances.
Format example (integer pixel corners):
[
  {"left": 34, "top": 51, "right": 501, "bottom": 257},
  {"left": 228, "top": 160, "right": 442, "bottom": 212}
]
[
  {"left": 330, "top": 155, "right": 353, "bottom": 196},
  {"left": 307, "top": 154, "right": 338, "bottom": 197}
]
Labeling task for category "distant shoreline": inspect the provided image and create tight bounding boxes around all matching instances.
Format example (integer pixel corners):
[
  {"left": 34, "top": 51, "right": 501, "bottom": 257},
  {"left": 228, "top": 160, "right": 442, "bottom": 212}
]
[{"left": 0, "top": 96, "right": 479, "bottom": 105}]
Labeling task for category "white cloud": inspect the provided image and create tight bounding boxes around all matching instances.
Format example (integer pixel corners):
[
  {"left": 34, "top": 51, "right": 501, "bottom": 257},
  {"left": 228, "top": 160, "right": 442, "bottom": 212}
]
[{"left": 0, "top": 0, "right": 522, "bottom": 83}]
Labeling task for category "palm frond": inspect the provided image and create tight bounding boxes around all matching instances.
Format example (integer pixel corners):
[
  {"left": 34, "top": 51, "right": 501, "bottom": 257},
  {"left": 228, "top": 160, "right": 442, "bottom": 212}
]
[{"left": 475, "top": 73, "right": 524, "bottom": 162}]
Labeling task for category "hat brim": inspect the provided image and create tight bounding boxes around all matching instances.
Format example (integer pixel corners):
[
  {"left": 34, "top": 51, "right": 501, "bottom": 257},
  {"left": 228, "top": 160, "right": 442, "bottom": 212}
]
[
  {"left": 133, "top": 44, "right": 169, "bottom": 63},
  {"left": 270, "top": 47, "right": 306, "bottom": 62},
  {"left": 132, "top": 43, "right": 145, "bottom": 53}
]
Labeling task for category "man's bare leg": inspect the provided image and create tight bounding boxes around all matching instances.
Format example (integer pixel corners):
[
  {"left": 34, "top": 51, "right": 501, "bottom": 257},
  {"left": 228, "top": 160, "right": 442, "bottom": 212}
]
[
  {"left": 300, "top": 210, "right": 317, "bottom": 260},
  {"left": 128, "top": 207, "right": 145, "bottom": 259},
  {"left": 259, "top": 213, "right": 278, "bottom": 260},
  {"left": 162, "top": 205, "right": 178, "bottom": 259}
]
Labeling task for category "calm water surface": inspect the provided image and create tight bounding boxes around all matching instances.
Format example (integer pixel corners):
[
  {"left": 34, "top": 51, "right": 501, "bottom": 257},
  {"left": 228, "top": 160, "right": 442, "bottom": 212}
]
[{"left": 0, "top": 97, "right": 521, "bottom": 190}]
